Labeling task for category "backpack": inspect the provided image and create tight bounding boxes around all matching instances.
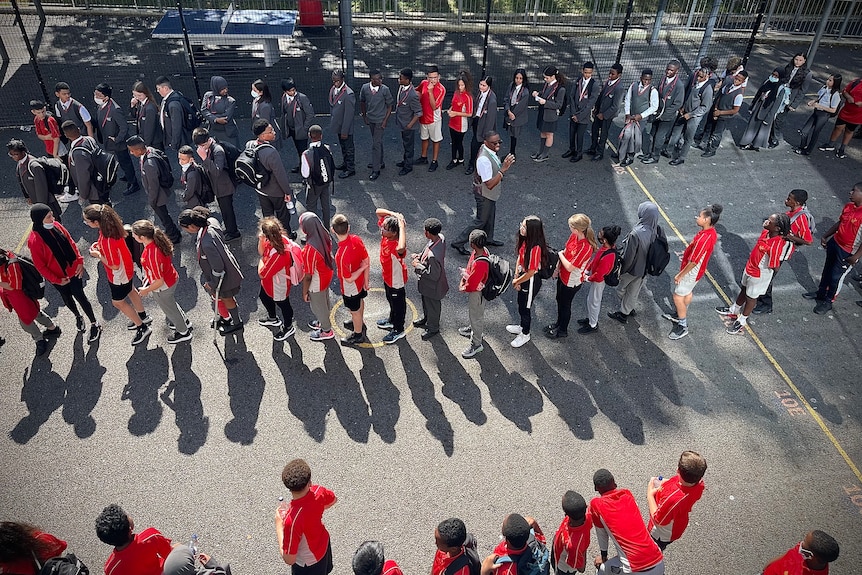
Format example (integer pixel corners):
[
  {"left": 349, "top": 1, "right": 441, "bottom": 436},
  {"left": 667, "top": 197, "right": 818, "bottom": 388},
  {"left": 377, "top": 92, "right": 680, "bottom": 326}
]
[
  {"left": 36, "top": 552, "right": 89, "bottom": 575},
  {"left": 194, "top": 164, "right": 216, "bottom": 204},
  {"left": 213, "top": 139, "right": 241, "bottom": 184},
  {"left": 444, "top": 533, "right": 481, "bottom": 575},
  {"left": 149, "top": 148, "right": 175, "bottom": 189},
  {"left": 645, "top": 85, "right": 663, "bottom": 122},
  {"left": 166, "top": 91, "right": 203, "bottom": 131},
  {"left": 309, "top": 144, "right": 335, "bottom": 186},
  {"left": 498, "top": 533, "right": 551, "bottom": 575},
  {"left": 29, "top": 157, "right": 69, "bottom": 196},
  {"left": 14, "top": 254, "right": 46, "bottom": 300},
  {"left": 600, "top": 248, "right": 622, "bottom": 287},
  {"left": 646, "top": 225, "right": 671, "bottom": 276},
  {"left": 286, "top": 237, "right": 305, "bottom": 286},
  {"left": 71, "top": 139, "right": 119, "bottom": 191},
  {"left": 475, "top": 254, "right": 512, "bottom": 301},
  {"left": 235, "top": 142, "right": 274, "bottom": 189},
  {"left": 537, "top": 247, "right": 558, "bottom": 280}
]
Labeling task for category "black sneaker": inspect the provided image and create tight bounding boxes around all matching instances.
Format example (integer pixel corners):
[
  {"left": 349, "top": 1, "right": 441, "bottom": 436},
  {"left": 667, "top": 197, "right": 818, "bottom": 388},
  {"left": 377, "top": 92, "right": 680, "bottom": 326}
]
[
  {"left": 340, "top": 331, "right": 367, "bottom": 346},
  {"left": 752, "top": 303, "right": 772, "bottom": 314},
  {"left": 668, "top": 324, "right": 689, "bottom": 340},
  {"left": 274, "top": 324, "right": 296, "bottom": 341},
  {"left": 43, "top": 326, "right": 62, "bottom": 338},
  {"left": 127, "top": 314, "right": 154, "bottom": 330},
  {"left": 131, "top": 324, "right": 152, "bottom": 346},
  {"left": 376, "top": 318, "right": 394, "bottom": 330},
  {"left": 607, "top": 311, "right": 628, "bottom": 324},
  {"left": 76, "top": 316, "right": 86, "bottom": 333},
  {"left": 661, "top": 312, "right": 680, "bottom": 323},
  {"left": 428, "top": 160, "right": 439, "bottom": 172},
  {"left": 726, "top": 320, "right": 745, "bottom": 335},
  {"left": 87, "top": 324, "right": 102, "bottom": 343},
  {"left": 35, "top": 339, "right": 48, "bottom": 357},
  {"left": 258, "top": 316, "right": 283, "bottom": 327},
  {"left": 415, "top": 156, "right": 428, "bottom": 165},
  {"left": 167, "top": 330, "right": 193, "bottom": 344},
  {"left": 576, "top": 318, "right": 590, "bottom": 326},
  {"left": 577, "top": 324, "right": 598, "bottom": 334},
  {"left": 218, "top": 320, "right": 244, "bottom": 335}
]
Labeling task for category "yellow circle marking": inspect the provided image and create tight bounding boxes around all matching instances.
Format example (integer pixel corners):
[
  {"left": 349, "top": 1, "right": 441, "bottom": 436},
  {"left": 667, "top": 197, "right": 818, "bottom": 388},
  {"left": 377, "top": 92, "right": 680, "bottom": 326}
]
[{"left": 329, "top": 286, "right": 419, "bottom": 348}]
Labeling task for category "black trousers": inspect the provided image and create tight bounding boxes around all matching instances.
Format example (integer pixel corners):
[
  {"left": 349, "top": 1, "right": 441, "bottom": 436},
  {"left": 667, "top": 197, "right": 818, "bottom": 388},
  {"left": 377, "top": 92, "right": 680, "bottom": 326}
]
[
  {"left": 467, "top": 119, "right": 483, "bottom": 167},
  {"left": 648, "top": 118, "right": 675, "bottom": 156},
  {"left": 568, "top": 121, "right": 589, "bottom": 155},
  {"left": 816, "top": 238, "right": 852, "bottom": 302},
  {"left": 799, "top": 110, "right": 831, "bottom": 154},
  {"left": 285, "top": 126, "right": 308, "bottom": 166},
  {"left": 517, "top": 277, "right": 542, "bottom": 334},
  {"left": 115, "top": 147, "right": 140, "bottom": 191},
  {"left": 453, "top": 194, "right": 496, "bottom": 247},
  {"left": 450, "top": 128, "right": 466, "bottom": 162},
  {"left": 259, "top": 194, "right": 293, "bottom": 234},
  {"left": 420, "top": 295, "right": 442, "bottom": 332},
  {"left": 259, "top": 286, "right": 294, "bottom": 326},
  {"left": 216, "top": 194, "right": 239, "bottom": 235},
  {"left": 400, "top": 129, "right": 415, "bottom": 169},
  {"left": 590, "top": 115, "right": 614, "bottom": 153},
  {"left": 53, "top": 276, "right": 96, "bottom": 322},
  {"left": 152, "top": 203, "right": 181, "bottom": 242},
  {"left": 338, "top": 133, "right": 355, "bottom": 171},
  {"left": 554, "top": 279, "right": 582, "bottom": 333},
  {"left": 384, "top": 284, "right": 407, "bottom": 332}
]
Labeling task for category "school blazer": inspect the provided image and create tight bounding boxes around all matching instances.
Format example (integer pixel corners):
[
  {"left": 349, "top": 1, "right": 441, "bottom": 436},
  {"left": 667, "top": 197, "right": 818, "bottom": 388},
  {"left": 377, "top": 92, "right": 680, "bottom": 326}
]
[
  {"left": 16, "top": 156, "right": 51, "bottom": 205},
  {"left": 473, "top": 89, "right": 498, "bottom": 141},
  {"left": 202, "top": 92, "right": 239, "bottom": 142},
  {"left": 181, "top": 165, "right": 204, "bottom": 208},
  {"left": 202, "top": 144, "right": 236, "bottom": 198},
  {"left": 415, "top": 237, "right": 449, "bottom": 300},
  {"left": 256, "top": 143, "right": 291, "bottom": 198},
  {"left": 67, "top": 136, "right": 99, "bottom": 201},
  {"left": 329, "top": 84, "right": 356, "bottom": 136},
  {"left": 95, "top": 99, "right": 130, "bottom": 153},
  {"left": 394, "top": 85, "right": 422, "bottom": 131},
  {"left": 197, "top": 218, "right": 243, "bottom": 292},
  {"left": 539, "top": 82, "right": 567, "bottom": 123},
  {"left": 568, "top": 76, "right": 600, "bottom": 124},
  {"left": 140, "top": 150, "right": 171, "bottom": 208},
  {"left": 281, "top": 92, "right": 315, "bottom": 139},
  {"left": 595, "top": 79, "right": 626, "bottom": 119},
  {"left": 161, "top": 93, "right": 190, "bottom": 150},
  {"left": 135, "top": 99, "right": 164, "bottom": 150},
  {"left": 504, "top": 85, "right": 529, "bottom": 128}
]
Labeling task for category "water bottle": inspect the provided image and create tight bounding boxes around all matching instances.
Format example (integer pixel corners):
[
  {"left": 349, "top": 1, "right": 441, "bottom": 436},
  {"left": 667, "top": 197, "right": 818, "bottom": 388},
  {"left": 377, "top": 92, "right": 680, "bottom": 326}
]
[
  {"left": 652, "top": 475, "right": 663, "bottom": 489},
  {"left": 277, "top": 496, "right": 290, "bottom": 519},
  {"left": 189, "top": 533, "right": 199, "bottom": 557},
  {"left": 286, "top": 200, "right": 296, "bottom": 215}
]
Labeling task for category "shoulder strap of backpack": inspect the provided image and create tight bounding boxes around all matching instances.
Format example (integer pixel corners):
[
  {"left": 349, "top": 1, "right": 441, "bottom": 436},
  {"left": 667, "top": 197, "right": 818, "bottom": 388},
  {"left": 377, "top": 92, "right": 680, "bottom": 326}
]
[{"left": 444, "top": 553, "right": 471, "bottom": 575}]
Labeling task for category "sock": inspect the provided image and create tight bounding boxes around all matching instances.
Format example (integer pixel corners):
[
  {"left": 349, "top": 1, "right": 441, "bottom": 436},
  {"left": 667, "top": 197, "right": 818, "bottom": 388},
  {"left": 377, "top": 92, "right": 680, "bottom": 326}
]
[
  {"left": 838, "top": 145, "right": 845, "bottom": 153},
  {"left": 536, "top": 138, "right": 546, "bottom": 154},
  {"left": 729, "top": 303, "right": 741, "bottom": 315},
  {"left": 228, "top": 306, "right": 241, "bottom": 324},
  {"left": 138, "top": 310, "right": 148, "bottom": 320},
  {"left": 679, "top": 317, "right": 688, "bottom": 328},
  {"left": 738, "top": 315, "right": 748, "bottom": 326},
  {"left": 217, "top": 299, "right": 229, "bottom": 319}
]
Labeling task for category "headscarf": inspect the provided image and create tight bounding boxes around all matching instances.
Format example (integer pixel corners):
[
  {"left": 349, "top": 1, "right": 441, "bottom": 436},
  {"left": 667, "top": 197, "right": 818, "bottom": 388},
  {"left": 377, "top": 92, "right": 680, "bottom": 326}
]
[
  {"left": 299, "top": 212, "right": 334, "bottom": 270},
  {"left": 30, "top": 203, "right": 77, "bottom": 271},
  {"left": 210, "top": 76, "right": 228, "bottom": 94},
  {"left": 633, "top": 201, "right": 659, "bottom": 248}
]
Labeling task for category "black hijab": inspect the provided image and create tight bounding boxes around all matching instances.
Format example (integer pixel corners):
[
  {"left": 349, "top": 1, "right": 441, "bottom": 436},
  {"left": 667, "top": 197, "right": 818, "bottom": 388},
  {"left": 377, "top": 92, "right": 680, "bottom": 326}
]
[{"left": 30, "top": 203, "right": 77, "bottom": 271}]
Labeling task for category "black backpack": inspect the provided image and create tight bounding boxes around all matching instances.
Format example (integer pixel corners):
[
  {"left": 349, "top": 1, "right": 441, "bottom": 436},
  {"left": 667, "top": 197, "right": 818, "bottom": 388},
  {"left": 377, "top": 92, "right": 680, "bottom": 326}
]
[
  {"left": 149, "top": 148, "right": 175, "bottom": 189},
  {"left": 537, "top": 246, "right": 559, "bottom": 280},
  {"left": 213, "top": 140, "right": 241, "bottom": 184},
  {"left": 600, "top": 248, "right": 622, "bottom": 287},
  {"left": 36, "top": 553, "right": 89, "bottom": 575},
  {"left": 443, "top": 533, "right": 481, "bottom": 575},
  {"left": 30, "top": 157, "right": 69, "bottom": 196},
  {"left": 309, "top": 144, "right": 335, "bottom": 186},
  {"left": 15, "top": 254, "right": 46, "bottom": 300},
  {"left": 475, "top": 254, "right": 512, "bottom": 301},
  {"left": 646, "top": 225, "right": 671, "bottom": 276},
  {"left": 166, "top": 91, "right": 203, "bottom": 131},
  {"left": 235, "top": 142, "right": 274, "bottom": 189},
  {"left": 194, "top": 164, "right": 216, "bottom": 204},
  {"left": 71, "top": 139, "right": 119, "bottom": 191}
]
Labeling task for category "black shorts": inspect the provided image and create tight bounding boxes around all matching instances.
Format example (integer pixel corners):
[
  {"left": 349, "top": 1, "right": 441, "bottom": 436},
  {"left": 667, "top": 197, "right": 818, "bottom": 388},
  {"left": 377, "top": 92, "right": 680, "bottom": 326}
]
[
  {"left": 291, "top": 543, "right": 333, "bottom": 575},
  {"left": 836, "top": 117, "right": 861, "bottom": 131},
  {"left": 342, "top": 289, "right": 367, "bottom": 312},
  {"left": 109, "top": 280, "right": 134, "bottom": 301}
]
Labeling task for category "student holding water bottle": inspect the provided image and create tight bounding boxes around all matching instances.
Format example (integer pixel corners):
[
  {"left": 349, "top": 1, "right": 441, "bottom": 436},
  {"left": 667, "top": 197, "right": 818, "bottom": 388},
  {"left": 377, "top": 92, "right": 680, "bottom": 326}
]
[{"left": 646, "top": 451, "right": 707, "bottom": 549}]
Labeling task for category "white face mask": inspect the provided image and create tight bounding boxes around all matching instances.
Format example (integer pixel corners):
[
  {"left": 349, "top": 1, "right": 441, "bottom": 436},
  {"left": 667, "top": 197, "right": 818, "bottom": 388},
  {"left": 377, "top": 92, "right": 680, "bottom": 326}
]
[
  {"left": 768, "top": 76, "right": 779, "bottom": 83},
  {"left": 251, "top": 90, "right": 260, "bottom": 99},
  {"left": 94, "top": 96, "right": 106, "bottom": 106},
  {"left": 43, "top": 222, "right": 55, "bottom": 230},
  {"left": 180, "top": 162, "right": 192, "bottom": 172}
]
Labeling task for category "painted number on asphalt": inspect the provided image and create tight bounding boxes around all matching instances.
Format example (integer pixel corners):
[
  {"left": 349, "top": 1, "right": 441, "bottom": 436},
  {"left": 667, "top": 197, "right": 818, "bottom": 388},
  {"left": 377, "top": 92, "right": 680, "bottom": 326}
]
[
  {"left": 773, "top": 390, "right": 806, "bottom": 416},
  {"left": 843, "top": 484, "right": 862, "bottom": 516}
]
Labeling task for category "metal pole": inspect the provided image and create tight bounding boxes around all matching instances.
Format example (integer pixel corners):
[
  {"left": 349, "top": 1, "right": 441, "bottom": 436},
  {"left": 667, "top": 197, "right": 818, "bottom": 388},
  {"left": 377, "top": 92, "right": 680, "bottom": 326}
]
[
  {"left": 838, "top": 0, "right": 857, "bottom": 38},
  {"left": 697, "top": 0, "right": 721, "bottom": 62},
  {"left": 650, "top": 0, "right": 668, "bottom": 45},
  {"left": 615, "top": 0, "right": 635, "bottom": 64},
  {"left": 457, "top": 0, "right": 463, "bottom": 26},
  {"left": 806, "top": 0, "right": 837, "bottom": 66},
  {"left": 741, "top": 0, "right": 768, "bottom": 66},
  {"left": 340, "top": 0, "right": 355, "bottom": 87},
  {"left": 762, "top": 0, "right": 777, "bottom": 35},
  {"left": 481, "top": 0, "right": 491, "bottom": 77},
  {"left": 177, "top": 0, "right": 202, "bottom": 103},
  {"left": 609, "top": 0, "right": 619, "bottom": 30},
  {"left": 10, "top": 0, "right": 51, "bottom": 106},
  {"left": 685, "top": 0, "right": 697, "bottom": 31},
  {"left": 532, "top": 0, "right": 540, "bottom": 25}
]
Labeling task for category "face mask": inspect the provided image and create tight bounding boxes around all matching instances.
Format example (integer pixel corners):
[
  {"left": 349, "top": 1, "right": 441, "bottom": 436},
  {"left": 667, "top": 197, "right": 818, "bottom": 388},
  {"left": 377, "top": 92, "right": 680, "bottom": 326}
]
[
  {"left": 94, "top": 96, "right": 105, "bottom": 106},
  {"left": 43, "top": 222, "right": 55, "bottom": 230},
  {"left": 180, "top": 162, "right": 192, "bottom": 172},
  {"left": 769, "top": 76, "right": 779, "bottom": 83},
  {"left": 251, "top": 90, "right": 260, "bottom": 99}
]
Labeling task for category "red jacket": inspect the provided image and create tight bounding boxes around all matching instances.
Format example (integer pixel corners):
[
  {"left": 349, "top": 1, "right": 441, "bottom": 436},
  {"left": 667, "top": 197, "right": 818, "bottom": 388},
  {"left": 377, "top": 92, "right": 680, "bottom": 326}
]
[{"left": 27, "top": 222, "right": 84, "bottom": 285}]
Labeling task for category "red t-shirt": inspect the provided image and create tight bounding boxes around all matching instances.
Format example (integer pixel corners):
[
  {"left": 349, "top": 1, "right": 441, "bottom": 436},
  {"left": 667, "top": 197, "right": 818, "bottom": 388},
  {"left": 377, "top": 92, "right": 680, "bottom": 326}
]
[
  {"left": 517, "top": 244, "right": 543, "bottom": 273},
  {"left": 378, "top": 216, "right": 407, "bottom": 289},
  {"left": 302, "top": 245, "right": 333, "bottom": 293},
  {"left": 34, "top": 114, "right": 61, "bottom": 156},
  {"left": 381, "top": 560, "right": 403, "bottom": 575},
  {"left": 98, "top": 233, "right": 134, "bottom": 286},
  {"left": 104, "top": 527, "right": 172, "bottom": 575},
  {"left": 281, "top": 485, "right": 337, "bottom": 566},
  {"left": 140, "top": 242, "right": 178, "bottom": 290},
  {"left": 783, "top": 206, "right": 814, "bottom": 260},
  {"left": 647, "top": 474, "right": 705, "bottom": 542},
  {"left": 335, "top": 234, "right": 368, "bottom": 297},
  {"left": 431, "top": 549, "right": 470, "bottom": 575},
  {"left": 491, "top": 532, "right": 548, "bottom": 575},
  {"left": 587, "top": 246, "right": 616, "bottom": 283},
  {"left": 0, "top": 531, "right": 67, "bottom": 575},
  {"left": 463, "top": 249, "right": 490, "bottom": 292},
  {"left": 559, "top": 235, "right": 594, "bottom": 287},
  {"left": 680, "top": 227, "right": 717, "bottom": 281},
  {"left": 259, "top": 238, "right": 292, "bottom": 301},
  {"left": 552, "top": 516, "right": 593, "bottom": 572},
  {"left": 418, "top": 80, "right": 446, "bottom": 124},
  {"left": 833, "top": 202, "right": 862, "bottom": 253},
  {"left": 838, "top": 78, "right": 862, "bottom": 124},
  {"left": 744, "top": 230, "right": 785, "bottom": 278},
  {"left": 448, "top": 91, "right": 473, "bottom": 132},
  {"left": 763, "top": 543, "right": 829, "bottom": 575},
  {"left": 589, "top": 489, "right": 663, "bottom": 572}
]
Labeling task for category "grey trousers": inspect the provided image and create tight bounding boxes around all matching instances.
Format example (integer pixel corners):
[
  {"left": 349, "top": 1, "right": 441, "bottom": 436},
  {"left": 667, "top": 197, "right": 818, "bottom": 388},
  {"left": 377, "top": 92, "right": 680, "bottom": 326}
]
[
  {"left": 305, "top": 183, "right": 331, "bottom": 231},
  {"left": 20, "top": 310, "right": 54, "bottom": 341},
  {"left": 616, "top": 272, "right": 645, "bottom": 315},
  {"left": 467, "top": 291, "right": 485, "bottom": 346},
  {"left": 151, "top": 283, "right": 189, "bottom": 332},
  {"left": 421, "top": 295, "right": 442, "bottom": 332},
  {"left": 369, "top": 122, "right": 385, "bottom": 170},
  {"left": 309, "top": 289, "right": 332, "bottom": 331},
  {"left": 586, "top": 280, "right": 606, "bottom": 327}
]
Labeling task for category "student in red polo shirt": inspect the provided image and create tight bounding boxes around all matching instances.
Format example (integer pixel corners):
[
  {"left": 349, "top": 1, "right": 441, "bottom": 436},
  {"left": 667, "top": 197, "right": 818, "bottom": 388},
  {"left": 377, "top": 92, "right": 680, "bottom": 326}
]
[
  {"left": 716, "top": 213, "right": 790, "bottom": 334},
  {"left": 551, "top": 491, "right": 592, "bottom": 574},
  {"left": 332, "top": 214, "right": 370, "bottom": 346},
  {"left": 431, "top": 518, "right": 474, "bottom": 575},
  {"left": 30, "top": 100, "right": 63, "bottom": 158},
  {"left": 762, "top": 531, "right": 839, "bottom": 575},
  {"left": 0, "top": 521, "right": 67, "bottom": 575},
  {"left": 96, "top": 504, "right": 174, "bottom": 575},
  {"left": 646, "top": 450, "right": 707, "bottom": 549},
  {"left": 545, "top": 213, "right": 597, "bottom": 339},
  {"left": 480, "top": 514, "right": 547, "bottom": 575},
  {"left": 590, "top": 469, "right": 664, "bottom": 575},
  {"left": 458, "top": 230, "right": 490, "bottom": 359},
  {"left": 820, "top": 76, "right": 862, "bottom": 159},
  {"left": 352, "top": 541, "right": 403, "bottom": 575},
  {"left": 804, "top": 182, "right": 862, "bottom": 313},
  {"left": 417, "top": 64, "right": 446, "bottom": 171},
  {"left": 276, "top": 459, "right": 338, "bottom": 575},
  {"left": 375, "top": 208, "right": 408, "bottom": 344}
]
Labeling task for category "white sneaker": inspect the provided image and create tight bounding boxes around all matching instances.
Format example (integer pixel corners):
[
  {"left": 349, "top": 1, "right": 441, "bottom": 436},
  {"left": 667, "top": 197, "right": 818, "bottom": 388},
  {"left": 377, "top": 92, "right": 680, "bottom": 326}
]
[
  {"left": 506, "top": 324, "right": 523, "bottom": 334},
  {"left": 57, "top": 191, "right": 79, "bottom": 203},
  {"left": 511, "top": 333, "right": 531, "bottom": 348}
]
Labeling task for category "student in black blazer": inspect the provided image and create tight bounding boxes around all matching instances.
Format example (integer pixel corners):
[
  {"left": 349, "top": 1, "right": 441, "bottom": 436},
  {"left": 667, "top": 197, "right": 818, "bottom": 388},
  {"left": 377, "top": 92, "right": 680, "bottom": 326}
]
[
  {"left": 466, "top": 76, "right": 498, "bottom": 175},
  {"left": 589, "top": 63, "right": 625, "bottom": 161},
  {"left": 531, "top": 66, "right": 567, "bottom": 162},
  {"left": 503, "top": 68, "right": 530, "bottom": 156},
  {"left": 563, "top": 62, "right": 600, "bottom": 163}
]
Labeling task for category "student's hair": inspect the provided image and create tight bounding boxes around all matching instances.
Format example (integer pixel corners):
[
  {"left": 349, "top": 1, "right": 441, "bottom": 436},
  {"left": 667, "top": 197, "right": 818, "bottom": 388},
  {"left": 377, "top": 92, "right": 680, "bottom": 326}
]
[
  {"left": 774, "top": 213, "right": 792, "bottom": 237},
  {"left": 54, "top": 81, "right": 70, "bottom": 92},
  {"left": 178, "top": 145, "right": 195, "bottom": 157},
  {"left": 469, "top": 229, "right": 487, "bottom": 249},
  {"left": 155, "top": 76, "right": 172, "bottom": 89},
  {"left": 132, "top": 219, "right": 173, "bottom": 257},
  {"left": 252, "top": 79, "right": 273, "bottom": 103},
  {"left": 400, "top": 68, "right": 413, "bottom": 81},
  {"left": 352, "top": 541, "right": 385, "bottom": 575},
  {"left": 424, "top": 217, "right": 443, "bottom": 236},
  {"left": 131, "top": 81, "right": 157, "bottom": 102},
  {"left": 736, "top": 70, "right": 749, "bottom": 79},
  {"left": 192, "top": 127, "right": 210, "bottom": 145},
  {"left": 601, "top": 225, "right": 621, "bottom": 245},
  {"left": 436, "top": 518, "right": 467, "bottom": 548},
  {"left": 281, "top": 458, "right": 312, "bottom": 492},
  {"left": 483, "top": 130, "right": 499, "bottom": 142},
  {"left": 0, "top": 522, "right": 59, "bottom": 562},
  {"left": 331, "top": 213, "right": 350, "bottom": 236},
  {"left": 677, "top": 450, "right": 708, "bottom": 483},
  {"left": 855, "top": 181, "right": 862, "bottom": 193},
  {"left": 6, "top": 139, "right": 27, "bottom": 154},
  {"left": 808, "top": 531, "right": 840, "bottom": 563},
  {"left": 501, "top": 514, "right": 531, "bottom": 550},
  {"left": 725, "top": 56, "right": 742, "bottom": 70},
  {"left": 611, "top": 63, "right": 623, "bottom": 74},
  {"left": 260, "top": 217, "right": 287, "bottom": 255},
  {"left": 480, "top": 75, "right": 493, "bottom": 88},
  {"left": 828, "top": 74, "right": 842, "bottom": 95},
  {"left": 426, "top": 64, "right": 439, "bottom": 75},
  {"left": 61, "top": 121, "right": 80, "bottom": 136},
  {"left": 30, "top": 100, "right": 46, "bottom": 111},
  {"left": 700, "top": 56, "right": 718, "bottom": 71},
  {"left": 792, "top": 51, "right": 807, "bottom": 61},
  {"left": 126, "top": 135, "right": 146, "bottom": 150},
  {"left": 457, "top": 69, "right": 473, "bottom": 94},
  {"left": 593, "top": 468, "right": 616, "bottom": 492},
  {"left": 510, "top": 68, "right": 528, "bottom": 92},
  {"left": 83, "top": 204, "right": 126, "bottom": 240},
  {"left": 281, "top": 78, "right": 296, "bottom": 92},
  {"left": 701, "top": 203, "right": 723, "bottom": 225},
  {"left": 381, "top": 215, "right": 399, "bottom": 235},
  {"left": 94, "top": 82, "right": 112, "bottom": 98},
  {"left": 95, "top": 504, "right": 133, "bottom": 547},
  {"left": 332, "top": 69, "right": 345, "bottom": 80},
  {"left": 252, "top": 119, "right": 270, "bottom": 136},
  {"left": 516, "top": 216, "right": 548, "bottom": 265},
  {"left": 641, "top": 68, "right": 654, "bottom": 78},
  {"left": 0, "top": 248, "right": 9, "bottom": 268},
  {"left": 667, "top": 59, "right": 681, "bottom": 69},
  {"left": 309, "top": 124, "right": 323, "bottom": 139},
  {"left": 561, "top": 490, "right": 587, "bottom": 521},
  {"left": 370, "top": 68, "right": 382, "bottom": 78},
  {"left": 789, "top": 189, "right": 808, "bottom": 205},
  {"left": 178, "top": 206, "right": 211, "bottom": 228},
  {"left": 582, "top": 61, "right": 595, "bottom": 70},
  {"left": 568, "top": 213, "right": 598, "bottom": 250}
]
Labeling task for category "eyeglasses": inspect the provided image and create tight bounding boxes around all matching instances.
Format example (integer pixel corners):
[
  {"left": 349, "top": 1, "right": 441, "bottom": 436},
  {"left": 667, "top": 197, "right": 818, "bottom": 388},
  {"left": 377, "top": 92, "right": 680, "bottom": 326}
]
[{"left": 799, "top": 545, "right": 814, "bottom": 560}]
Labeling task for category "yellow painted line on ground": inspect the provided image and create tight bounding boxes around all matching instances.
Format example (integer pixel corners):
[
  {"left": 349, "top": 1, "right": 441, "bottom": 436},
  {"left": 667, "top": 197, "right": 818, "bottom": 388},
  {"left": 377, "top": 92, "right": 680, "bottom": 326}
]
[
  {"left": 612, "top": 143, "right": 862, "bottom": 484},
  {"left": 16, "top": 223, "right": 32, "bottom": 252},
  {"left": 329, "top": 287, "right": 419, "bottom": 348}
]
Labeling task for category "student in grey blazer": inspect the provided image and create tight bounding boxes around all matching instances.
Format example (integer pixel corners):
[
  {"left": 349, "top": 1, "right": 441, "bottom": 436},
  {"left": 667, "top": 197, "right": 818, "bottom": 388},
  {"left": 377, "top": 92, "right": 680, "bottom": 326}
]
[
  {"left": 668, "top": 67, "right": 715, "bottom": 165},
  {"left": 563, "top": 62, "right": 600, "bottom": 163},
  {"left": 503, "top": 68, "right": 530, "bottom": 156},
  {"left": 466, "top": 76, "right": 497, "bottom": 175},
  {"left": 130, "top": 81, "right": 164, "bottom": 151},
  {"left": 178, "top": 146, "right": 205, "bottom": 208},
  {"left": 360, "top": 69, "right": 394, "bottom": 180},
  {"left": 280, "top": 78, "right": 315, "bottom": 173},
  {"left": 251, "top": 79, "right": 282, "bottom": 150},
  {"left": 202, "top": 76, "right": 239, "bottom": 147},
  {"left": 62, "top": 121, "right": 103, "bottom": 204},
  {"left": 192, "top": 127, "right": 240, "bottom": 242},
  {"left": 127, "top": 136, "right": 183, "bottom": 244},
  {"left": 394, "top": 68, "right": 423, "bottom": 176},
  {"left": 642, "top": 60, "right": 686, "bottom": 163},
  {"left": 94, "top": 83, "right": 141, "bottom": 196},
  {"left": 7, "top": 140, "right": 62, "bottom": 220},
  {"left": 329, "top": 69, "right": 356, "bottom": 178},
  {"left": 589, "top": 63, "right": 625, "bottom": 161},
  {"left": 251, "top": 119, "right": 295, "bottom": 238},
  {"left": 155, "top": 76, "right": 192, "bottom": 160},
  {"left": 411, "top": 217, "right": 449, "bottom": 340}
]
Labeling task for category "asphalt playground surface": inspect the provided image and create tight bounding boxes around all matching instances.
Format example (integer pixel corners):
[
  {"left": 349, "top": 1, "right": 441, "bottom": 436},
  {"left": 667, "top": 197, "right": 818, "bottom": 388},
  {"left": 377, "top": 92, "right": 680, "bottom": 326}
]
[{"left": 1, "top": 35, "right": 862, "bottom": 575}]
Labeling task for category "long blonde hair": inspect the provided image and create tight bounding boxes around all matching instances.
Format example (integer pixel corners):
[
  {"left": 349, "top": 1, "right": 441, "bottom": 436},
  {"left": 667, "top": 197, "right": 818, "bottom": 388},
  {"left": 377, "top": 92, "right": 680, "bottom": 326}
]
[{"left": 568, "top": 213, "right": 598, "bottom": 250}]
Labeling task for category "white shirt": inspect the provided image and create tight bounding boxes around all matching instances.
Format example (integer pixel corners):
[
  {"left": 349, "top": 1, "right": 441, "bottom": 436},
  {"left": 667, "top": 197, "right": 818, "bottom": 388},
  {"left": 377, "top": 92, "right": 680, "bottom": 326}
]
[
  {"left": 475, "top": 91, "right": 487, "bottom": 117},
  {"left": 623, "top": 83, "right": 660, "bottom": 117},
  {"left": 159, "top": 89, "right": 174, "bottom": 128}
]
